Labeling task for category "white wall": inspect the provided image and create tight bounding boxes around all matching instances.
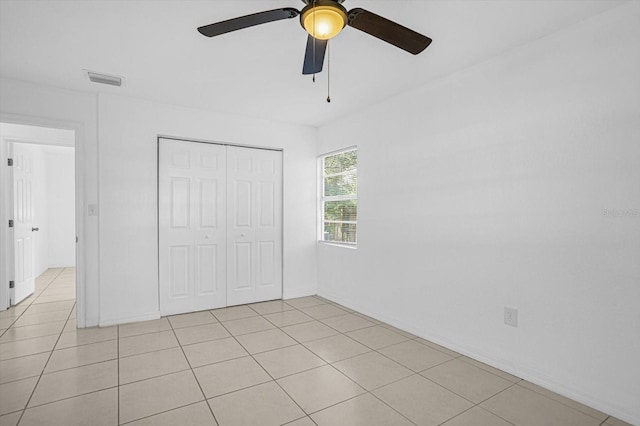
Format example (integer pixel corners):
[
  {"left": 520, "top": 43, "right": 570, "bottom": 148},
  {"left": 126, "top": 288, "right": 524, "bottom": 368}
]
[
  {"left": 317, "top": 3, "right": 640, "bottom": 424},
  {"left": 97, "top": 93, "right": 318, "bottom": 325},
  {"left": 1, "top": 78, "right": 319, "bottom": 327},
  {"left": 46, "top": 146, "right": 75, "bottom": 267}
]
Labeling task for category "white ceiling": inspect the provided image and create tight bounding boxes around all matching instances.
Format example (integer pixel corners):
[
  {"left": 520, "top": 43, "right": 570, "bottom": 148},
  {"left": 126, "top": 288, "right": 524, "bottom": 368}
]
[{"left": 0, "top": 0, "right": 626, "bottom": 127}]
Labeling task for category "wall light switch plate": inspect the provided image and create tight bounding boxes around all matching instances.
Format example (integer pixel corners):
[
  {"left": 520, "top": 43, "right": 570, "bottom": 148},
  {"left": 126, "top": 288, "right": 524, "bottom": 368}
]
[
  {"left": 504, "top": 307, "right": 518, "bottom": 327},
  {"left": 88, "top": 204, "right": 98, "bottom": 216}
]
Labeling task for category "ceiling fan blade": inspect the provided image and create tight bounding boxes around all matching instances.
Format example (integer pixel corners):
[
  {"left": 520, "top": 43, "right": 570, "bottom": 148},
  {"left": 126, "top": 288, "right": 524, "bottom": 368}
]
[
  {"left": 198, "top": 8, "right": 299, "bottom": 37},
  {"left": 347, "top": 8, "right": 432, "bottom": 55},
  {"left": 302, "top": 35, "right": 328, "bottom": 75}
]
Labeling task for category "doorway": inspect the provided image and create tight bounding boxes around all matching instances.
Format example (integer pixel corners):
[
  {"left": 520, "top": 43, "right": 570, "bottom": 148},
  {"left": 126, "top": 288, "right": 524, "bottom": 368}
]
[
  {"left": 158, "top": 137, "right": 283, "bottom": 316},
  {"left": 0, "top": 123, "right": 76, "bottom": 310}
]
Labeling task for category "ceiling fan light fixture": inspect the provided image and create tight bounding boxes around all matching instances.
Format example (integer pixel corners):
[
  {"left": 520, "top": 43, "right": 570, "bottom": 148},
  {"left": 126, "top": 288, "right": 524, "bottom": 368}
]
[
  {"left": 197, "top": 1, "right": 433, "bottom": 78},
  {"left": 301, "top": 2, "right": 347, "bottom": 40}
]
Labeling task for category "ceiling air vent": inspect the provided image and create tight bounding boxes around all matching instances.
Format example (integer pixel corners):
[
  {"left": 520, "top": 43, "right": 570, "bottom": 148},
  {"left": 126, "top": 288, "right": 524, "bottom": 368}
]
[{"left": 87, "top": 71, "right": 122, "bottom": 86}]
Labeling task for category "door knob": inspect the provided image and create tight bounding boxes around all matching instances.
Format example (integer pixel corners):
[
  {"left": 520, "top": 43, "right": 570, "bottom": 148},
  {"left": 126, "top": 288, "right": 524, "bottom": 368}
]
[
  {"left": 32, "top": 227, "right": 40, "bottom": 232},
  {"left": 240, "top": 233, "right": 246, "bottom": 237}
]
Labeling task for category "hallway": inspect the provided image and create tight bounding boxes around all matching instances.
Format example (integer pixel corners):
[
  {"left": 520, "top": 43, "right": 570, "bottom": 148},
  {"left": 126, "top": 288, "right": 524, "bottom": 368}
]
[{"left": 0, "top": 267, "right": 76, "bottom": 338}]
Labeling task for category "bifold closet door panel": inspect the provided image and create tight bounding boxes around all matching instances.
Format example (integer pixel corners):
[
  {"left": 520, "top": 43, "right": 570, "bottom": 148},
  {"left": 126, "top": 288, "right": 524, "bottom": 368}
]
[
  {"left": 226, "top": 146, "right": 283, "bottom": 306},
  {"left": 158, "top": 139, "right": 227, "bottom": 315}
]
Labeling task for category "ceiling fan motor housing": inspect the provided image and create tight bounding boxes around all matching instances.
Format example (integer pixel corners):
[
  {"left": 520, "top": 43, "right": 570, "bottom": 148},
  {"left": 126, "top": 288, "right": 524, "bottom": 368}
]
[
  {"left": 301, "top": 0, "right": 346, "bottom": 4},
  {"left": 300, "top": 0, "right": 348, "bottom": 40}
]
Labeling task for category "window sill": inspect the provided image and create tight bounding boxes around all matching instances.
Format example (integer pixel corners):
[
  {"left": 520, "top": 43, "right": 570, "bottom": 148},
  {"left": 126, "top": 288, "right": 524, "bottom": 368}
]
[{"left": 317, "top": 241, "right": 357, "bottom": 250}]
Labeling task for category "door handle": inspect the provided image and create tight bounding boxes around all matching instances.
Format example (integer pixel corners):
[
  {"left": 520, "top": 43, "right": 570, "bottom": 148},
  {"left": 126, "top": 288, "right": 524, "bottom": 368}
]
[{"left": 32, "top": 227, "right": 40, "bottom": 232}]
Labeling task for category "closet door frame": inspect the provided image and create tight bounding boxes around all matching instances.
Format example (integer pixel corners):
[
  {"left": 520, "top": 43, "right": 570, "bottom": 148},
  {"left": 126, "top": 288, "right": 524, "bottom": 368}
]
[{"left": 157, "top": 136, "right": 284, "bottom": 315}]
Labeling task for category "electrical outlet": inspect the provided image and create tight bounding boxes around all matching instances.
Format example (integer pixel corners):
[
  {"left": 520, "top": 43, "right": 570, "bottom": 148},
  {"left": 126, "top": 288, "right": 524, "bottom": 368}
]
[{"left": 504, "top": 307, "right": 518, "bottom": 327}]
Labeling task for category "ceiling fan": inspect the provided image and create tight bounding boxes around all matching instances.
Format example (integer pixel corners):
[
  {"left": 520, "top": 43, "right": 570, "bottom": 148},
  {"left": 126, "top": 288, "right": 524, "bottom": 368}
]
[{"left": 197, "top": 0, "right": 432, "bottom": 75}]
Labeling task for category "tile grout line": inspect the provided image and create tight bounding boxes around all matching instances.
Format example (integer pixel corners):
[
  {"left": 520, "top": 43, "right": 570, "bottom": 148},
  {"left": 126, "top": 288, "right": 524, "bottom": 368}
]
[
  {"left": 204, "top": 302, "right": 326, "bottom": 425},
  {"left": 2, "top": 307, "right": 493, "bottom": 426},
  {"left": 370, "top": 345, "right": 515, "bottom": 407},
  {"left": 469, "top": 381, "right": 523, "bottom": 425},
  {"left": 423, "top": 367, "right": 515, "bottom": 408},
  {"left": 4, "top": 345, "right": 115, "bottom": 406},
  {"left": 10, "top": 312, "right": 71, "bottom": 328},
  {"left": 116, "top": 401, "right": 209, "bottom": 426},
  {"left": 281, "top": 349, "right": 420, "bottom": 425},
  {"left": 0, "top": 269, "right": 62, "bottom": 338},
  {"left": 303, "top": 364, "right": 421, "bottom": 425},
  {"left": 117, "top": 320, "right": 120, "bottom": 425},
  {"left": 264, "top": 315, "right": 316, "bottom": 328},
  {"left": 13, "top": 268, "right": 73, "bottom": 425},
  {"left": 7, "top": 386, "right": 120, "bottom": 419},
  {"left": 167, "top": 310, "right": 220, "bottom": 426},
  {"left": 113, "top": 317, "right": 217, "bottom": 424},
  {"left": 171, "top": 300, "right": 626, "bottom": 424},
  {"left": 321, "top": 347, "right": 421, "bottom": 425},
  {"left": 231, "top": 301, "right": 511, "bottom": 425},
  {"left": 90, "top": 306, "right": 376, "bottom": 353},
  {"left": 212, "top": 309, "right": 312, "bottom": 424},
  {"left": 44, "top": 335, "right": 118, "bottom": 353},
  {"left": 364, "top": 368, "right": 520, "bottom": 426},
  {"left": 513, "top": 381, "right": 611, "bottom": 422},
  {"left": 10, "top": 296, "right": 380, "bottom": 419},
  {"left": 0, "top": 325, "right": 71, "bottom": 346},
  {"left": 6, "top": 292, "right": 614, "bottom": 425},
  {"left": 301, "top": 337, "right": 374, "bottom": 364},
  {"left": 0, "top": 340, "right": 60, "bottom": 363},
  {"left": 281, "top": 416, "right": 318, "bottom": 426},
  {"left": 0, "top": 354, "right": 117, "bottom": 386},
  {"left": 432, "top": 404, "right": 516, "bottom": 426},
  {"left": 205, "top": 306, "right": 417, "bottom": 394},
  {"left": 358, "top": 336, "right": 523, "bottom": 425},
  {"left": 256, "top": 303, "right": 418, "bottom": 425},
  {"left": 475, "top": 405, "right": 519, "bottom": 426}
]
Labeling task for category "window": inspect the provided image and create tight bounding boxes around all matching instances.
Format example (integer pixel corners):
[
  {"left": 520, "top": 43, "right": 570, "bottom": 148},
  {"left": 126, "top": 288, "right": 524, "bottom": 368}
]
[{"left": 320, "top": 148, "right": 357, "bottom": 245}]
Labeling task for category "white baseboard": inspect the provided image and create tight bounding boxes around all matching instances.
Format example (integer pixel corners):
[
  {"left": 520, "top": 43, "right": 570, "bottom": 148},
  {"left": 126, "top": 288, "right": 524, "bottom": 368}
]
[
  {"left": 283, "top": 285, "right": 317, "bottom": 300},
  {"left": 316, "top": 290, "right": 639, "bottom": 426},
  {"left": 82, "top": 315, "right": 99, "bottom": 328},
  {"left": 98, "top": 311, "right": 161, "bottom": 327}
]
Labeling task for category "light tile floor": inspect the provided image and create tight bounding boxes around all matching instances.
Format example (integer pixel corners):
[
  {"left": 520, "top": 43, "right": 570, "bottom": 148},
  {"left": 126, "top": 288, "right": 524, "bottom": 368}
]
[{"left": 0, "top": 269, "right": 633, "bottom": 426}]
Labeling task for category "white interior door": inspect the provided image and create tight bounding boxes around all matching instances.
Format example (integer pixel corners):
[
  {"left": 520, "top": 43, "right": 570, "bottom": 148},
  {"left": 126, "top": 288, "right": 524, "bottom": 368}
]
[
  {"left": 12, "top": 143, "right": 36, "bottom": 304},
  {"left": 227, "top": 146, "right": 282, "bottom": 306},
  {"left": 158, "top": 139, "right": 227, "bottom": 315}
]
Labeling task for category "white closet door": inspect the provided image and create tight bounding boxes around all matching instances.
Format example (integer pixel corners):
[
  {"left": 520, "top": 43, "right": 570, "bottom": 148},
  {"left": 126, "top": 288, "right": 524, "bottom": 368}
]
[
  {"left": 12, "top": 143, "right": 36, "bottom": 305},
  {"left": 158, "top": 139, "right": 227, "bottom": 315},
  {"left": 227, "top": 146, "right": 282, "bottom": 306}
]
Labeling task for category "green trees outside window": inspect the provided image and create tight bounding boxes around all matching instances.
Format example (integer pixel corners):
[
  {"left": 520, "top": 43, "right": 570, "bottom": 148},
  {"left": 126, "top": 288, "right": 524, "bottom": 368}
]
[{"left": 321, "top": 149, "right": 357, "bottom": 244}]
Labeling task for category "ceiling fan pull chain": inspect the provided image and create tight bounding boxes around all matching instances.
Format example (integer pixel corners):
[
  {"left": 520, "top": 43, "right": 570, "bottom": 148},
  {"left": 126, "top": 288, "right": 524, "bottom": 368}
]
[{"left": 326, "top": 39, "right": 331, "bottom": 103}]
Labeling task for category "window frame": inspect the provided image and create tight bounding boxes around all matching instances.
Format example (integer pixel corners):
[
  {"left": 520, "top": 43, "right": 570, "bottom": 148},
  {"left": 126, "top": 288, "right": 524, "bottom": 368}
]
[{"left": 318, "top": 146, "right": 357, "bottom": 247}]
